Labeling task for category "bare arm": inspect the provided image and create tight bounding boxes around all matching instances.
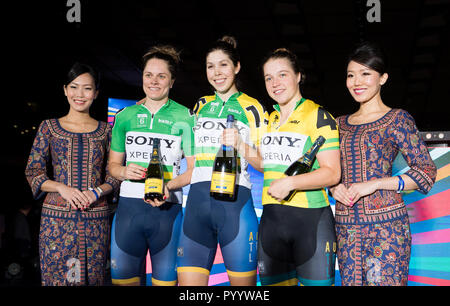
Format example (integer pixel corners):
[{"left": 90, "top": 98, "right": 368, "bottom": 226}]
[{"left": 166, "top": 156, "right": 195, "bottom": 191}]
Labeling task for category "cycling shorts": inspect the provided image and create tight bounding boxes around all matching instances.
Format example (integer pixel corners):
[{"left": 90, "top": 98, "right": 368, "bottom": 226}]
[
  {"left": 258, "top": 204, "right": 336, "bottom": 286},
  {"left": 177, "top": 182, "right": 258, "bottom": 278},
  {"left": 110, "top": 197, "right": 182, "bottom": 286}
]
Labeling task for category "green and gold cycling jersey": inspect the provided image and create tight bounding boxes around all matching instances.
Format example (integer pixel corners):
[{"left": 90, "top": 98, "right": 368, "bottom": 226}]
[
  {"left": 111, "top": 99, "right": 195, "bottom": 203},
  {"left": 261, "top": 98, "right": 339, "bottom": 208},
  {"left": 191, "top": 91, "right": 269, "bottom": 189}
]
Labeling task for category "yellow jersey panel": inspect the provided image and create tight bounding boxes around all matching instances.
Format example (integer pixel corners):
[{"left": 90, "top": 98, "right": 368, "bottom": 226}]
[{"left": 261, "top": 98, "right": 339, "bottom": 208}]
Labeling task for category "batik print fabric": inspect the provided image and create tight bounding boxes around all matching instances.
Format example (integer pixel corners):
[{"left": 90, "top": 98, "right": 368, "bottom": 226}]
[
  {"left": 25, "top": 119, "right": 120, "bottom": 286},
  {"left": 336, "top": 215, "right": 411, "bottom": 285},
  {"left": 39, "top": 215, "right": 110, "bottom": 285},
  {"left": 335, "top": 109, "right": 436, "bottom": 286}
]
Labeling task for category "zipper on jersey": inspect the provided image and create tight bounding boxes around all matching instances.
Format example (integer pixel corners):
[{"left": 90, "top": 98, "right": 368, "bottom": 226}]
[
  {"left": 150, "top": 114, "right": 154, "bottom": 129},
  {"left": 218, "top": 100, "right": 226, "bottom": 117},
  {"left": 142, "top": 100, "right": 167, "bottom": 130}
]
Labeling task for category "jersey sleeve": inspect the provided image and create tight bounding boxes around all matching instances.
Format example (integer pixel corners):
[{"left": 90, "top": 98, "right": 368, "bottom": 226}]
[
  {"left": 180, "top": 109, "right": 196, "bottom": 157},
  {"left": 192, "top": 97, "right": 210, "bottom": 116},
  {"left": 110, "top": 108, "right": 127, "bottom": 153},
  {"left": 244, "top": 102, "right": 269, "bottom": 148},
  {"left": 311, "top": 106, "right": 339, "bottom": 153}
]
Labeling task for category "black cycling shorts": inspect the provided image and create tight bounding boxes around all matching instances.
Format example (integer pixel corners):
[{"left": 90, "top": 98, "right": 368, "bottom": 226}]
[{"left": 257, "top": 204, "right": 336, "bottom": 286}]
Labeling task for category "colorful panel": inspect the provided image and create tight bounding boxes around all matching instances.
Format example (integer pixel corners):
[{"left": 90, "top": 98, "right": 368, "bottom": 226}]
[
  {"left": 393, "top": 147, "right": 450, "bottom": 286},
  {"left": 107, "top": 98, "right": 137, "bottom": 126}
]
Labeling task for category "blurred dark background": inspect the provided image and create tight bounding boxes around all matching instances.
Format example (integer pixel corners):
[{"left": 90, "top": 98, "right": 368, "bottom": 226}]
[{"left": 1, "top": 0, "right": 448, "bottom": 285}]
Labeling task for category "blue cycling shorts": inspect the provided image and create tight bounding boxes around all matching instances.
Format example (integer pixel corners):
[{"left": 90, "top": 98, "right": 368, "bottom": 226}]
[
  {"left": 110, "top": 197, "right": 182, "bottom": 286},
  {"left": 177, "top": 182, "right": 258, "bottom": 278}
]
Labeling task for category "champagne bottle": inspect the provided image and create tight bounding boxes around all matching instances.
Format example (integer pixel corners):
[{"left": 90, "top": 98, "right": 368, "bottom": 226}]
[
  {"left": 145, "top": 138, "right": 164, "bottom": 202},
  {"left": 283, "top": 136, "right": 326, "bottom": 201},
  {"left": 210, "top": 114, "right": 238, "bottom": 201}
]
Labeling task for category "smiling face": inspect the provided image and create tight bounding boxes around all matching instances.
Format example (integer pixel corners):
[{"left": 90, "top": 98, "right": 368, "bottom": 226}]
[
  {"left": 206, "top": 49, "right": 240, "bottom": 95},
  {"left": 143, "top": 58, "right": 174, "bottom": 103},
  {"left": 263, "top": 57, "right": 301, "bottom": 106},
  {"left": 346, "top": 60, "right": 388, "bottom": 104},
  {"left": 64, "top": 72, "right": 98, "bottom": 113}
]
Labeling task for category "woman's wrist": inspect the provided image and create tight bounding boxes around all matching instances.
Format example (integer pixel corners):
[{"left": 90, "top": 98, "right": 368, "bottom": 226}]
[
  {"left": 237, "top": 138, "right": 251, "bottom": 159},
  {"left": 284, "top": 176, "right": 296, "bottom": 192},
  {"left": 88, "top": 187, "right": 99, "bottom": 200},
  {"left": 373, "top": 179, "right": 382, "bottom": 190},
  {"left": 119, "top": 165, "right": 128, "bottom": 181},
  {"left": 95, "top": 186, "right": 103, "bottom": 197},
  {"left": 165, "top": 180, "right": 174, "bottom": 191},
  {"left": 54, "top": 182, "right": 67, "bottom": 194}
]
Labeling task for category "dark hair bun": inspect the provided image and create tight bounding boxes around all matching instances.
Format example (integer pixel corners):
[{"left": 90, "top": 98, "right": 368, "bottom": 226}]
[
  {"left": 347, "top": 41, "right": 388, "bottom": 75},
  {"left": 207, "top": 35, "right": 240, "bottom": 67},
  {"left": 219, "top": 36, "right": 237, "bottom": 49}
]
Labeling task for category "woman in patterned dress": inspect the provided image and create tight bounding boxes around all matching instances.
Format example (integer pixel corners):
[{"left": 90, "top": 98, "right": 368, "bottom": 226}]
[
  {"left": 25, "top": 63, "right": 119, "bottom": 285},
  {"left": 330, "top": 42, "right": 437, "bottom": 285}
]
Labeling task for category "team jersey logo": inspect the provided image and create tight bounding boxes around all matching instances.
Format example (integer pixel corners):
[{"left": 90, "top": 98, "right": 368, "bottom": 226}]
[
  {"left": 136, "top": 114, "right": 148, "bottom": 128},
  {"left": 227, "top": 108, "right": 242, "bottom": 116},
  {"left": 193, "top": 118, "right": 249, "bottom": 145},
  {"left": 272, "top": 114, "right": 280, "bottom": 129},
  {"left": 208, "top": 102, "right": 220, "bottom": 113},
  {"left": 125, "top": 131, "right": 181, "bottom": 166},
  {"left": 261, "top": 132, "right": 308, "bottom": 165},
  {"left": 158, "top": 118, "right": 173, "bottom": 126}
]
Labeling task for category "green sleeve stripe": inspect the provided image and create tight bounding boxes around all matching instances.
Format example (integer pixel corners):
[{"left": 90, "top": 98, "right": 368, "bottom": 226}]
[
  {"left": 305, "top": 189, "right": 330, "bottom": 208},
  {"left": 195, "top": 147, "right": 244, "bottom": 159},
  {"left": 163, "top": 165, "right": 173, "bottom": 172},
  {"left": 324, "top": 138, "right": 339, "bottom": 144},
  {"left": 319, "top": 146, "right": 340, "bottom": 152},
  {"left": 196, "top": 146, "right": 221, "bottom": 154},
  {"left": 263, "top": 179, "right": 275, "bottom": 188},
  {"left": 110, "top": 108, "right": 127, "bottom": 152},
  {"left": 263, "top": 164, "right": 288, "bottom": 173},
  {"left": 180, "top": 113, "right": 195, "bottom": 157},
  {"left": 195, "top": 160, "right": 214, "bottom": 168},
  {"left": 110, "top": 147, "right": 125, "bottom": 153}
]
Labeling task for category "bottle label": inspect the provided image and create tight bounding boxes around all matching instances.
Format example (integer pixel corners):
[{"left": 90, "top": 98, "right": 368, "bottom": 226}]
[
  {"left": 210, "top": 171, "right": 236, "bottom": 194},
  {"left": 145, "top": 178, "right": 163, "bottom": 194},
  {"left": 303, "top": 156, "right": 312, "bottom": 167}
]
